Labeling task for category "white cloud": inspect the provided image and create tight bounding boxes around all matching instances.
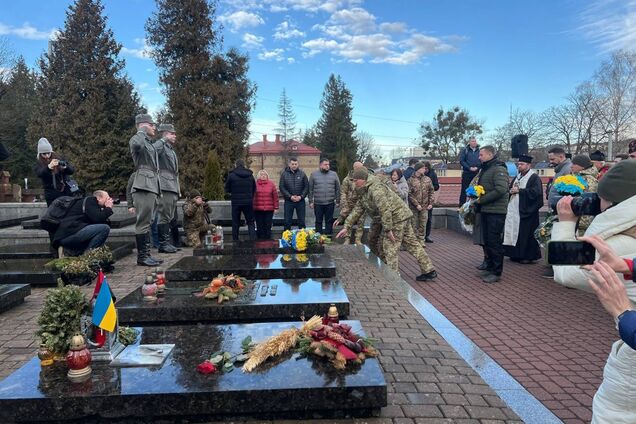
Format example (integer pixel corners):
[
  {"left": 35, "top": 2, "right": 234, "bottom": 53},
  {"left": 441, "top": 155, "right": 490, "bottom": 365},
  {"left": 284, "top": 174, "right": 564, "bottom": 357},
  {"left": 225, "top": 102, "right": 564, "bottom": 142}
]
[
  {"left": 379, "top": 22, "right": 407, "bottom": 33},
  {"left": 121, "top": 38, "right": 152, "bottom": 60},
  {"left": 327, "top": 7, "right": 376, "bottom": 34},
  {"left": 242, "top": 32, "right": 264, "bottom": 49},
  {"left": 0, "top": 22, "right": 57, "bottom": 40},
  {"left": 258, "top": 48, "right": 286, "bottom": 61},
  {"left": 219, "top": 11, "right": 265, "bottom": 32},
  {"left": 287, "top": 57, "right": 296, "bottom": 64},
  {"left": 302, "top": 38, "right": 341, "bottom": 57},
  {"left": 577, "top": 0, "right": 636, "bottom": 52},
  {"left": 273, "top": 21, "right": 306, "bottom": 40}
]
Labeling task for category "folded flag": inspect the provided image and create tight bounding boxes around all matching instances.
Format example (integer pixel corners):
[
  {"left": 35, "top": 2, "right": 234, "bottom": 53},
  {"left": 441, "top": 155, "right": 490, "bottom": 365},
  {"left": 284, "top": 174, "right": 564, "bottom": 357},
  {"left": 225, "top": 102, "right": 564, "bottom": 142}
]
[{"left": 92, "top": 275, "right": 117, "bottom": 332}]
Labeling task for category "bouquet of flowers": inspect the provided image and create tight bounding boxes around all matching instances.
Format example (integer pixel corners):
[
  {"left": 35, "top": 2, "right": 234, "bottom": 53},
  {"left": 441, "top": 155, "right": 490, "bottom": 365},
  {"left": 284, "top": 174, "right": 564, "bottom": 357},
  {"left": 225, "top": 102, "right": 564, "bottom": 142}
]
[
  {"left": 552, "top": 175, "right": 587, "bottom": 196},
  {"left": 534, "top": 211, "right": 557, "bottom": 248},
  {"left": 458, "top": 185, "right": 485, "bottom": 234},
  {"left": 281, "top": 229, "right": 328, "bottom": 252}
]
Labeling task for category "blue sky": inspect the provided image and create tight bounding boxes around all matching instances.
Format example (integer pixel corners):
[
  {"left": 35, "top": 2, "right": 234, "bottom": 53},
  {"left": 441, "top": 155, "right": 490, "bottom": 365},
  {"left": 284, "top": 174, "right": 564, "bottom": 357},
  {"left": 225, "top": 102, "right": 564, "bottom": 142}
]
[{"left": 1, "top": 0, "right": 634, "bottom": 157}]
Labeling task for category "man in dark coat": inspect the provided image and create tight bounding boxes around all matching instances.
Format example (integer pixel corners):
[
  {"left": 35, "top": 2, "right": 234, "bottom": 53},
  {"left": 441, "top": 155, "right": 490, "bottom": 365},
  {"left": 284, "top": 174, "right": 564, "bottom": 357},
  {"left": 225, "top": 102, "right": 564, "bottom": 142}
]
[
  {"left": 224, "top": 159, "right": 256, "bottom": 240},
  {"left": 459, "top": 137, "right": 481, "bottom": 206},
  {"left": 423, "top": 161, "right": 439, "bottom": 243},
  {"left": 476, "top": 146, "right": 509, "bottom": 283},
  {"left": 503, "top": 154, "right": 543, "bottom": 263},
  {"left": 403, "top": 158, "right": 418, "bottom": 180},
  {"left": 279, "top": 157, "right": 309, "bottom": 230},
  {"left": 53, "top": 190, "right": 113, "bottom": 256}
]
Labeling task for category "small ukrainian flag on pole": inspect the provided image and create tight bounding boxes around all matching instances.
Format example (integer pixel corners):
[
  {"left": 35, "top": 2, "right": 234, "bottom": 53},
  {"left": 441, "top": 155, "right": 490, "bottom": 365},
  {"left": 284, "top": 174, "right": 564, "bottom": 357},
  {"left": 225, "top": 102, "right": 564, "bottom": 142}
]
[{"left": 92, "top": 276, "right": 117, "bottom": 332}]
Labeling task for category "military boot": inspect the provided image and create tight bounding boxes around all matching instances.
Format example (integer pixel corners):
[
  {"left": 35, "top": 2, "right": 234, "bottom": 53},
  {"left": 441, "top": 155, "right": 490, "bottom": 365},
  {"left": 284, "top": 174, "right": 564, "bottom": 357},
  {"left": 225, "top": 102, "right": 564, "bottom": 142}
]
[
  {"left": 136, "top": 233, "right": 161, "bottom": 267},
  {"left": 158, "top": 224, "right": 178, "bottom": 253}
]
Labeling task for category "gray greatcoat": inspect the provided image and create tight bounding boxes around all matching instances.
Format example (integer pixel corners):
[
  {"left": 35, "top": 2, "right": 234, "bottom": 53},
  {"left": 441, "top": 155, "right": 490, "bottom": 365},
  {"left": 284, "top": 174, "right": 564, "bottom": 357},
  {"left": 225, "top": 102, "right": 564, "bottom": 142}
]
[
  {"left": 153, "top": 138, "right": 179, "bottom": 195},
  {"left": 129, "top": 128, "right": 160, "bottom": 195}
]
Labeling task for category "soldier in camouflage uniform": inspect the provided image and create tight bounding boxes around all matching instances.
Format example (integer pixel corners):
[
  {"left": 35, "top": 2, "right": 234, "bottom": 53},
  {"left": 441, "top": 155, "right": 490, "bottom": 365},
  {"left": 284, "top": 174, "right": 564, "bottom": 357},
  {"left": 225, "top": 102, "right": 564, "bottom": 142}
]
[
  {"left": 336, "top": 167, "right": 437, "bottom": 281},
  {"left": 408, "top": 162, "right": 435, "bottom": 247},
  {"left": 129, "top": 113, "right": 163, "bottom": 267},
  {"left": 571, "top": 154, "right": 599, "bottom": 235},
  {"left": 338, "top": 161, "right": 365, "bottom": 244},
  {"left": 154, "top": 123, "right": 180, "bottom": 253},
  {"left": 183, "top": 190, "right": 216, "bottom": 248}
]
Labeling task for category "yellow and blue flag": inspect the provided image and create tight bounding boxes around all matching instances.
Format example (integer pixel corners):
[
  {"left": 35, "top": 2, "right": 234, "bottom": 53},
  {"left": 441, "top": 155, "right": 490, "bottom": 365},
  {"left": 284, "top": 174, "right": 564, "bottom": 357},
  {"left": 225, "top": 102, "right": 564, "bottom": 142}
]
[{"left": 92, "top": 275, "right": 117, "bottom": 332}]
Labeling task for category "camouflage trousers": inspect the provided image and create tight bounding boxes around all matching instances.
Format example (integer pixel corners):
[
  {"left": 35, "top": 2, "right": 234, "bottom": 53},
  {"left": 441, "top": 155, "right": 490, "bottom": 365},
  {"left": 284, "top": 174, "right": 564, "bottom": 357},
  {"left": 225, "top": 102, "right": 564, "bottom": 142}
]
[
  {"left": 368, "top": 219, "right": 384, "bottom": 260},
  {"left": 384, "top": 219, "right": 434, "bottom": 274},
  {"left": 410, "top": 207, "right": 428, "bottom": 247},
  {"left": 185, "top": 224, "right": 217, "bottom": 248},
  {"left": 349, "top": 213, "right": 365, "bottom": 245}
]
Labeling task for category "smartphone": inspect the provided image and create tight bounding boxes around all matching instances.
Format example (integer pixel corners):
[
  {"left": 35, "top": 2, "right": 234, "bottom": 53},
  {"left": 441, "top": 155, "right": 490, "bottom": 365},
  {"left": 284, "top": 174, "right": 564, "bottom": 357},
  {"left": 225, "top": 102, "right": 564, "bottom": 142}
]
[{"left": 547, "top": 241, "right": 595, "bottom": 265}]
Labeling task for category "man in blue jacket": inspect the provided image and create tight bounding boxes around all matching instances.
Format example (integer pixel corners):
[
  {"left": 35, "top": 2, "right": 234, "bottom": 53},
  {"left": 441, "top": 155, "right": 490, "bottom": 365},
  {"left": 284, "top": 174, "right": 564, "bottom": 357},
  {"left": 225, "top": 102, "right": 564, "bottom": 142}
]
[
  {"left": 458, "top": 137, "right": 481, "bottom": 206},
  {"left": 224, "top": 159, "right": 256, "bottom": 241}
]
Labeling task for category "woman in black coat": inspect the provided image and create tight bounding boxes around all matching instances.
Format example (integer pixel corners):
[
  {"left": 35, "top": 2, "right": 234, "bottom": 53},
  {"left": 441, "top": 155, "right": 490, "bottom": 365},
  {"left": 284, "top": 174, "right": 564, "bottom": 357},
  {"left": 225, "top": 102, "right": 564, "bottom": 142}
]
[{"left": 34, "top": 137, "right": 76, "bottom": 206}]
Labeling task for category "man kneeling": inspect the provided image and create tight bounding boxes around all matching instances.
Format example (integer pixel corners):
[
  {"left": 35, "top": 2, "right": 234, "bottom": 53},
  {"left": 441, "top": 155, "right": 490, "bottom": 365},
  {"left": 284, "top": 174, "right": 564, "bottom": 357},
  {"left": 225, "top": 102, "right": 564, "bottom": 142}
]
[{"left": 53, "top": 190, "right": 113, "bottom": 256}]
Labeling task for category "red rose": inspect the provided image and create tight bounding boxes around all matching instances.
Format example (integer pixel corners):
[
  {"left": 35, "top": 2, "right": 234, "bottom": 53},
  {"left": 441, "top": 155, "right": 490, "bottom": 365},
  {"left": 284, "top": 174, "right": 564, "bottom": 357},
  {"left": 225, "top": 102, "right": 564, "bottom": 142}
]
[{"left": 196, "top": 360, "right": 217, "bottom": 374}]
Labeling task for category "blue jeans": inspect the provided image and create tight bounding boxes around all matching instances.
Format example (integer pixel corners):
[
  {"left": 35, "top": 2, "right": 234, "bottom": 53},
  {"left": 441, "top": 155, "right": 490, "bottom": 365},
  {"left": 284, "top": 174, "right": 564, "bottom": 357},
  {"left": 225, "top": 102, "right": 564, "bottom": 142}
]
[
  {"left": 60, "top": 224, "right": 110, "bottom": 255},
  {"left": 314, "top": 203, "right": 335, "bottom": 235},
  {"left": 284, "top": 200, "right": 306, "bottom": 230}
]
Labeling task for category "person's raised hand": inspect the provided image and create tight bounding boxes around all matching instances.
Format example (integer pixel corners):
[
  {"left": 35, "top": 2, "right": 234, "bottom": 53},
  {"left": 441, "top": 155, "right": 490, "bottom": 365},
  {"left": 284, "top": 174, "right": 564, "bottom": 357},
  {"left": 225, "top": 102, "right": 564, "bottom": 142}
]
[
  {"left": 588, "top": 260, "right": 632, "bottom": 319},
  {"left": 335, "top": 228, "right": 348, "bottom": 239},
  {"left": 556, "top": 196, "right": 577, "bottom": 222},
  {"left": 580, "top": 235, "right": 630, "bottom": 274}
]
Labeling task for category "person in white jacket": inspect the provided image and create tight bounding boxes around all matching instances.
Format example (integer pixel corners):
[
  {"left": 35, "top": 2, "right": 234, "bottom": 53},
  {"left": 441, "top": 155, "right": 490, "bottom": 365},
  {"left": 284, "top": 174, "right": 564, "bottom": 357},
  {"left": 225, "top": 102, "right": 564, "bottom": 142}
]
[{"left": 552, "top": 160, "right": 636, "bottom": 423}]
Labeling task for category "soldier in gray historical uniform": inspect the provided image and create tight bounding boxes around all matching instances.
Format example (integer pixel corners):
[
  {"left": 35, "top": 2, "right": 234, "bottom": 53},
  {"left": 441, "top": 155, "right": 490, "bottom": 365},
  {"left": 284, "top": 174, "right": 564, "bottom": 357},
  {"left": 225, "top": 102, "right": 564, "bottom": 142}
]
[
  {"left": 129, "top": 113, "right": 164, "bottom": 266},
  {"left": 154, "top": 123, "right": 179, "bottom": 253}
]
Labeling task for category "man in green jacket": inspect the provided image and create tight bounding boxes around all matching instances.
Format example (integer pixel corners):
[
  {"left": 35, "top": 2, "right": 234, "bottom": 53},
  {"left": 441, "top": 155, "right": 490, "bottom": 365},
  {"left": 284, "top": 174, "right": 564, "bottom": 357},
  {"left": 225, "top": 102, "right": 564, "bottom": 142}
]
[
  {"left": 335, "top": 167, "right": 437, "bottom": 281},
  {"left": 476, "top": 145, "right": 509, "bottom": 283}
]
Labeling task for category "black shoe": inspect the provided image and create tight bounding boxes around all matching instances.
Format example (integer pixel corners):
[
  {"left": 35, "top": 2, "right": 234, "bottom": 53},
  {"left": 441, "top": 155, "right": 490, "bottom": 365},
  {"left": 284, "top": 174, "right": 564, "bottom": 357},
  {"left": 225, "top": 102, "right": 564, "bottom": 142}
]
[
  {"left": 425, "top": 237, "right": 433, "bottom": 243},
  {"left": 478, "top": 269, "right": 492, "bottom": 277},
  {"left": 482, "top": 274, "right": 501, "bottom": 284},
  {"left": 476, "top": 261, "right": 488, "bottom": 270},
  {"left": 416, "top": 270, "right": 437, "bottom": 281},
  {"left": 158, "top": 224, "right": 178, "bottom": 253},
  {"left": 135, "top": 233, "right": 161, "bottom": 266},
  {"left": 542, "top": 267, "right": 554, "bottom": 279}
]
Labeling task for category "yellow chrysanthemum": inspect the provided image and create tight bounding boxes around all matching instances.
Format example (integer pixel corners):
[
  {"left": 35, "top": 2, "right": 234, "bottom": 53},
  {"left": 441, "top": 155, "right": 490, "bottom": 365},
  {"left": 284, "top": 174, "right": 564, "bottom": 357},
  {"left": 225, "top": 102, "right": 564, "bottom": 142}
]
[
  {"left": 554, "top": 175, "right": 586, "bottom": 190},
  {"left": 282, "top": 254, "right": 292, "bottom": 262},
  {"left": 295, "top": 231, "right": 308, "bottom": 251},
  {"left": 296, "top": 254, "right": 308, "bottom": 262},
  {"left": 474, "top": 185, "right": 486, "bottom": 197},
  {"left": 282, "top": 230, "right": 292, "bottom": 242}
]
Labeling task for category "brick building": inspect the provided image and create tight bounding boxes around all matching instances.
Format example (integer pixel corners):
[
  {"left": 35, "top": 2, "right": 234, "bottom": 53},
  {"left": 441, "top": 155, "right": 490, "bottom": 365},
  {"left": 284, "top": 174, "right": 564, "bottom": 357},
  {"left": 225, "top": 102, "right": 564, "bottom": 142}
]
[{"left": 247, "top": 134, "right": 321, "bottom": 187}]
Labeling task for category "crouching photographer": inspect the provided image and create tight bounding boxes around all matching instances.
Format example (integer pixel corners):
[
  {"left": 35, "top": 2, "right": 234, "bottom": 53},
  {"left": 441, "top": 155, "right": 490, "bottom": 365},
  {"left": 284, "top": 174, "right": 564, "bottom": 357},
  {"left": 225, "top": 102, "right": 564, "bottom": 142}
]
[{"left": 550, "top": 160, "right": 636, "bottom": 423}]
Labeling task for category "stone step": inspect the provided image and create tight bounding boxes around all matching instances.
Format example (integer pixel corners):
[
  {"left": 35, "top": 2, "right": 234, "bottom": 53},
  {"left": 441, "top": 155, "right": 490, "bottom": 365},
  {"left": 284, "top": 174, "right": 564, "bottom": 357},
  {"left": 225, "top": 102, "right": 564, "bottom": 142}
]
[
  {"left": 22, "top": 215, "right": 136, "bottom": 230},
  {"left": 0, "top": 215, "right": 38, "bottom": 229},
  {"left": 0, "top": 284, "right": 31, "bottom": 314},
  {"left": 166, "top": 253, "right": 337, "bottom": 281},
  {"left": 0, "top": 241, "right": 134, "bottom": 260},
  {"left": 117, "top": 278, "right": 349, "bottom": 325}
]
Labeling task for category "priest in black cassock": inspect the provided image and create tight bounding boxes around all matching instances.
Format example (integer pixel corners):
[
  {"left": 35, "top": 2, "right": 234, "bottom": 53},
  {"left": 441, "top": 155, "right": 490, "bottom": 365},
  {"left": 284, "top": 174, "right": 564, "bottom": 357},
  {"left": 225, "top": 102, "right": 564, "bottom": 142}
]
[{"left": 503, "top": 154, "right": 543, "bottom": 263}]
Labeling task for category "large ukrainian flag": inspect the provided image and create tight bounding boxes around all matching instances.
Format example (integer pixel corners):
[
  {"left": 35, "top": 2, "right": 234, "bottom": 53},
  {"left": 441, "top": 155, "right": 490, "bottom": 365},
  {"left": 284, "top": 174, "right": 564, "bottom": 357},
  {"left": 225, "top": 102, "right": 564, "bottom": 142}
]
[{"left": 92, "top": 277, "right": 117, "bottom": 332}]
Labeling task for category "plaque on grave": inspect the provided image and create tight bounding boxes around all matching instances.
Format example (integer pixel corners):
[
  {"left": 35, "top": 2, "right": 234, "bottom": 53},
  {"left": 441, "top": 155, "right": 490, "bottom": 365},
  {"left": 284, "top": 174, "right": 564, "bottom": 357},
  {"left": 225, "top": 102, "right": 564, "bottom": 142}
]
[
  {"left": 165, "top": 253, "right": 336, "bottom": 281},
  {"left": 117, "top": 278, "right": 350, "bottom": 325},
  {"left": 193, "top": 239, "right": 325, "bottom": 256},
  {"left": 0, "top": 321, "right": 387, "bottom": 422}
]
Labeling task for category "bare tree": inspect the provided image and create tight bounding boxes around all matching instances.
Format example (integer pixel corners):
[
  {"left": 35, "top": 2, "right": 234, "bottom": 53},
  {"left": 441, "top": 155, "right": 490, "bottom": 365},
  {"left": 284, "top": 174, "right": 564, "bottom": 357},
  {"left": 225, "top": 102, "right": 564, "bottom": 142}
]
[
  {"left": 355, "top": 130, "right": 380, "bottom": 162},
  {"left": 509, "top": 108, "right": 546, "bottom": 147},
  {"left": 0, "top": 37, "right": 15, "bottom": 100}
]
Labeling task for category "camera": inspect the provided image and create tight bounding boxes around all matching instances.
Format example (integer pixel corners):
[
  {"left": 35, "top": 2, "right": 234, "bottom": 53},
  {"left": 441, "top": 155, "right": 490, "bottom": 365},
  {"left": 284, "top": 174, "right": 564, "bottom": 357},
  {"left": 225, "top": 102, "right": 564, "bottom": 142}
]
[
  {"left": 58, "top": 160, "right": 67, "bottom": 167},
  {"left": 550, "top": 192, "right": 601, "bottom": 216},
  {"left": 112, "top": 198, "right": 121, "bottom": 205}
]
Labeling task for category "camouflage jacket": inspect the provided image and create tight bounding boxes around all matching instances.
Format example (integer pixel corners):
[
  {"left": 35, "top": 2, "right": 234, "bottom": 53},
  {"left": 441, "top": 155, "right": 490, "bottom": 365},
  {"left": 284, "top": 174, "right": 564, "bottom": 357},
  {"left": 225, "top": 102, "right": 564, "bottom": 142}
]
[
  {"left": 344, "top": 176, "right": 412, "bottom": 233},
  {"left": 576, "top": 167, "right": 599, "bottom": 233},
  {"left": 407, "top": 174, "right": 434, "bottom": 210},
  {"left": 339, "top": 173, "right": 356, "bottom": 217},
  {"left": 182, "top": 198, "right": 212, "bottom": 230}
]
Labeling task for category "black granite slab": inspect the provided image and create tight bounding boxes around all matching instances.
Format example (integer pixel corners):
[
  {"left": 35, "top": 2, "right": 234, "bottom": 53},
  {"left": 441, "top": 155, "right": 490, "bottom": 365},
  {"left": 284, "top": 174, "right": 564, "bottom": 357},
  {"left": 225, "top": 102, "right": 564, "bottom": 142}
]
[
  {"left": 166, "top": 253, "right": 336, "bottom": 281},
  {"left": 0, "top": 241, "right": 134, "bottom": 260},
  {"left": 193, "top": 239, "right": 325, "bottom": 256},
  {"left": 0, "top": 321, "right": 387, "bottom": 422},
  {"left": 0, "top": 284, "right": 31, "bottom": 313},
  {"left": 0, "top": 259, "right": 60, "bottom": 286},
  {"left": 22, "top": 215, "right": 136, "bottom": 230},
  {"left": 213, "top": 218, "right": 299, "bottom": 227},
  {"left": 0, "top": 215, "right": 38, "bottom": 229},
  {"left": 117, "top": 278, "right": 349, "bottom": 325}
]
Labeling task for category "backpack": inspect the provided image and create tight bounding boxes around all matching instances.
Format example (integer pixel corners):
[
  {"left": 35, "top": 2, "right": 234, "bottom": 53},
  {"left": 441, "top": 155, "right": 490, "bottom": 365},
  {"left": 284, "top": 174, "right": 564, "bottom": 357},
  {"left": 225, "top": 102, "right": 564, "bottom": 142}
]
[{"left": 40, "top": 196, "right": 87, "bottom": 233}]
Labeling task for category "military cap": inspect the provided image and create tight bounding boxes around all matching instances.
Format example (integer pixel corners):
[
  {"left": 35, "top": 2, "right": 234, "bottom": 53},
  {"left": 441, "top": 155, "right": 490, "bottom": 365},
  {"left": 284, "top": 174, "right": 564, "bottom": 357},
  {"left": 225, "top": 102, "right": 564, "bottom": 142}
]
[
  {"left": 157, "top": 123, "right": 176, "bottom": 133},
  {"left": 590, "top": 150, "right": 605, "bottom": 161},
  {"left": 189, "top": 189, "right": 202, "bottom": 198},
  {"left": 135, "top": 113, "right": 155, "bottom": 125},
  {"left": 413, "top": 162, "right": 425, "bottom": 171},
  {"left": 352, "top": 167, "right": 369, "bottom": 180},
  {"left": 572, "top": 154, "right": 592, "bottom": 169}
]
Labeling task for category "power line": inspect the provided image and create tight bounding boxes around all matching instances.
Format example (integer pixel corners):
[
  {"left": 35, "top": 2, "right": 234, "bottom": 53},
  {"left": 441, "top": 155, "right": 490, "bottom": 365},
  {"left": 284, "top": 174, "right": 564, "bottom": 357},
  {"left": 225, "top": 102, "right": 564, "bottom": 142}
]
[{"left": 248, "top": 122, "right": 419, "bottom": 142}]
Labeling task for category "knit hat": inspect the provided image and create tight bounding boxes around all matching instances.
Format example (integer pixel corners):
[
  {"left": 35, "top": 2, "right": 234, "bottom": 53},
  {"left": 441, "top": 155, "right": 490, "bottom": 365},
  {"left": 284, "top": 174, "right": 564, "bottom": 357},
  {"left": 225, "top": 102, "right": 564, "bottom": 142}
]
[
  {"left": 590, "top": 150, "right": 605, "bottom": 161},
  {"left": 189, "top": 189, "right": 202, "bottom": 198},
  {"left": 413, "top": 162, "right": 425, "bottom": 172},
  {"left": 36, "top": 137, "right": 53, "bottom": 158},
  {"left": 572, "top": 154, "right": 592, "bottom": 169},
  {"left": 352, "top": 167, "right": 369, "bottom": 180},
  {"left": 598, "top": 160, "right": 636, "bottom": 204}
]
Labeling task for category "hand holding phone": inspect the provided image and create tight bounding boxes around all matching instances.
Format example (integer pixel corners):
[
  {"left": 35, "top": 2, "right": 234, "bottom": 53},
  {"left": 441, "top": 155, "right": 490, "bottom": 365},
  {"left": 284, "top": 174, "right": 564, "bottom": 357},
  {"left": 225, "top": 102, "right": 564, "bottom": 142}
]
[{"left": 547, "top": 240, "right": 596, "bottom": 265}]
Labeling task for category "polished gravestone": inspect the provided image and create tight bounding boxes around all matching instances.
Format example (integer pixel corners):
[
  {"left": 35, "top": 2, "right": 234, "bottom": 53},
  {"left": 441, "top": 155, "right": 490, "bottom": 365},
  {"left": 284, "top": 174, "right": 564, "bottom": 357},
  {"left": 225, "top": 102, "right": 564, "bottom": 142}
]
[
  {"left": 0, "top": 284, "right": 31, "bottom": 313},
  {"left": 193, "top": 239, "right": 324, "bottom": 256},
  {"left": 0, "top": 215, "right": 38, "bottom": 229},
  {"left": 22, "top": 215, "right": 136, "bottom": 230},
  {"left": 166, "top": 253, "right": 336, "bottom": 281},
  {"left": 0, "top": 241, "right": 134, "bottom": 260},
  {"left": 117, "top": 278, "right": 349, "bottom": 325},
  {"left": 0, "top": 259, "right": 60, "bottom": 286},
  {"left": 0, "top": 321, "right": 387, "bottom": 422}
]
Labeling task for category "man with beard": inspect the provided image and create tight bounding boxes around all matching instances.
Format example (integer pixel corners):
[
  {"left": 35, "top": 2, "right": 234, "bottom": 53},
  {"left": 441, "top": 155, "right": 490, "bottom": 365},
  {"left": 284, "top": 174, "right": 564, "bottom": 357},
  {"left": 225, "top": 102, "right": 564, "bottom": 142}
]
[{"left": 503, "top": 154, "right": 543, "bottom": 263}]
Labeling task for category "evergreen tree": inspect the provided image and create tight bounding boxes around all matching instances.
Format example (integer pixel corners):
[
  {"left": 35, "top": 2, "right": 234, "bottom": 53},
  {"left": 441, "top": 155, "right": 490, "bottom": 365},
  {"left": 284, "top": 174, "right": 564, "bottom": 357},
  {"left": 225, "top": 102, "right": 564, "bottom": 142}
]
[
  {"left": 302, "top": 125, "right": 320, "bottom": 148},
  {"left": 27, "top": 0, "right": 142, "bottom": 195},
  {"left": 316, "top": 74, "right": 357, "bottom": 174},
  {"left": 0, "top": 57, "right": 37, "bottom": 184},
  {"left": 146, "top": 0, "right": 256, "bottom": 193},
  {"left": 202, "top": 150, "right": 224, "bottom": 200},
  {"left": 275, "top": 88, "right": 297, "bottom": 142},
  {"left": 418, "top": 106, "right": 483, "bottom": 163}
]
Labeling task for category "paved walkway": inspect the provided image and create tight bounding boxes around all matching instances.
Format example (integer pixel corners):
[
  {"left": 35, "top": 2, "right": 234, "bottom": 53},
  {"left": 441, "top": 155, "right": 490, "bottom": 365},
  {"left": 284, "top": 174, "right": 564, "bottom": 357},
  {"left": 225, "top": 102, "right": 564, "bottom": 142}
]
[{"left": 399, "top": 229, "right": 614, "bottom": 424}]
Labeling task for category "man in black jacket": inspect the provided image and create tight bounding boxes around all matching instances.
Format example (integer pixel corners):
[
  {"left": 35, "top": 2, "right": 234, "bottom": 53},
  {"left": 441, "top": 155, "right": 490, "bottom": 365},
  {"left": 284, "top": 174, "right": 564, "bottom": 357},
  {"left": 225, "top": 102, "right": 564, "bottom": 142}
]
[
  {"left": 459, "top": 137, "right": 481, "bottom": 206},
  {"left": 279, "top": 157, "right": 309, "bottom": 230},
  {"left": 53, "top": 190, "right": 113, "bottom": 256},
  {"left": 224, "top": 159, "right": 256, "bottom": 240}
]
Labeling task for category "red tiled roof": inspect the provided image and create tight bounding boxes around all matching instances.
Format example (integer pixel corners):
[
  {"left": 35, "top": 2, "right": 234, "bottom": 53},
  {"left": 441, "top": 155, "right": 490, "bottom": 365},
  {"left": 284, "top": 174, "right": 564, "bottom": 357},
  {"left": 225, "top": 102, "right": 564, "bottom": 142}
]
[{"left": 248, "top": 137, "right": 321, "bottom": 155}]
